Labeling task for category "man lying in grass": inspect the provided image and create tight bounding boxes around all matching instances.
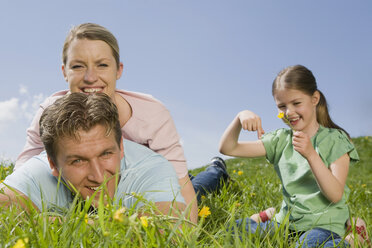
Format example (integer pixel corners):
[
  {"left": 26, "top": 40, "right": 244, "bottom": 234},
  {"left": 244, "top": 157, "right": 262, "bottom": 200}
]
[{"left": 0, "top": 93, "right": 186, "bottom": 220}]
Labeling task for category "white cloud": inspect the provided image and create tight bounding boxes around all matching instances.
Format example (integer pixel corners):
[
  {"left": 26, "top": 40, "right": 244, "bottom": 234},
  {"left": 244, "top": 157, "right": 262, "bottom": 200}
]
[
  {"left": 0, "top": 91, "right": 44, "bottom": 133},
  {"left": 0, "top": 98, "right": 20, "bottom": 123}
]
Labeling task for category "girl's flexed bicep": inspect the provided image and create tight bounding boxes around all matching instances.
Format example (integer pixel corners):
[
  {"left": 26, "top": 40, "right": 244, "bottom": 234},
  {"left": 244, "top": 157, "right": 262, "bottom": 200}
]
[{"left": 219, "top": 110, "right": 266, "bottom": 158}]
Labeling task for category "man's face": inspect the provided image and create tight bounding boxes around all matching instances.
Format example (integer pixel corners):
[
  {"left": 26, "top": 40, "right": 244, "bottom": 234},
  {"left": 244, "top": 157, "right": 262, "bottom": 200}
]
[{"left": 48, "top": 125, "right": 123, "bottom": 207}]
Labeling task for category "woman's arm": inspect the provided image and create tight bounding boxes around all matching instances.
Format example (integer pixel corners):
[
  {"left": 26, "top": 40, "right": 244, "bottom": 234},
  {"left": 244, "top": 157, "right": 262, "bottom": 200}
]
[
  {"left": 178, "top": 175, "right": 198, "bottom": 224},
  {"left": 15, "top": 107, "right": 45, "bottom": 169},
  {"left": 292, "top": 131, "right": 349, "bottom": 203},
  {"left": 219, "top": 110, "right": 266, "bottom": 158}
]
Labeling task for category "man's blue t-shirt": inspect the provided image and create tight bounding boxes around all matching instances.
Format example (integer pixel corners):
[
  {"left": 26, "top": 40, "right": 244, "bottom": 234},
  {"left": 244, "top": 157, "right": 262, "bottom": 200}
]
[{"left": 4, "top": 139, "right": 185, "bottom": 211}]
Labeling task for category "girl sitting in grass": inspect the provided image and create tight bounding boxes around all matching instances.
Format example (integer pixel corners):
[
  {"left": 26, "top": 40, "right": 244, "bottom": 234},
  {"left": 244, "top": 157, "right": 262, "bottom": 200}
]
[{"left": 219, "top": 65, "right": 362, "bottom": 247}]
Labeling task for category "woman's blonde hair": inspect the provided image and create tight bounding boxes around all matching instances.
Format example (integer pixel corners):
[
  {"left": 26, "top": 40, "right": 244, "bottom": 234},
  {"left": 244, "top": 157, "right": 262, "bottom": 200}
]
[
  {"left": 62, "top": 23, "right": 120, "bottom": 69},
  {"left": 272, "top": 65, "right": 349, "bottom": 137}
]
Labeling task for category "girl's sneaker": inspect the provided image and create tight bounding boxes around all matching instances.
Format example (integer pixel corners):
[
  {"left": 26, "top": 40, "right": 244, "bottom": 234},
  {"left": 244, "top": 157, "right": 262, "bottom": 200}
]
[{"left": 345, "top": 217, "right": 371, "bottom": 248}]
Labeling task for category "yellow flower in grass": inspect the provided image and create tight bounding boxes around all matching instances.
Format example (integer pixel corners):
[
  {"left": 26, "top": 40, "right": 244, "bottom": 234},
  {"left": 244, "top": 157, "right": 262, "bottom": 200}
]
[
  {"left": 198, "top": 206, "right": 211, "bottom": 218},
  {"left": 113, "top": 207, "right": 126, "bottom": 222},
  {"left": 84, "top": 214, "right": 88, "bottom": 224},
  {"left": 12, "top": 238, "right": 29, "bottom": 248},
  {"left": 140, "top": 216, "right": 149, "bottom": 228},
  {"left": 238, "top": 170, "right": 243, "bottom": 176},
  {"left": 233, "top": 170, "right": 236, "bottom": 173},
  {"left": 361, "top": 184, "right": 366, "bottom": 188},
  {"left": 201, "top": 195, "right": 206, "bottom": 200}
]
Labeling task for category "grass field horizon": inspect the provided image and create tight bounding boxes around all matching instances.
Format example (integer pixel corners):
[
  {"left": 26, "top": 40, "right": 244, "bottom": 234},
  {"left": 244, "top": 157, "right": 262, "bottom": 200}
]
[{"left": 0, "top": 136, "right": 371, "bottom": 247}]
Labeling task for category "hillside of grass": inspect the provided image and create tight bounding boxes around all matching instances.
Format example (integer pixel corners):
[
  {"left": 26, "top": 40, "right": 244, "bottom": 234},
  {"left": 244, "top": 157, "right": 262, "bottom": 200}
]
[
  {"left": 0, "top": 136, "right": 371, "bottom": 247},
  {"left": 189, "top": 136, "right": 372, "bottom": 245}
]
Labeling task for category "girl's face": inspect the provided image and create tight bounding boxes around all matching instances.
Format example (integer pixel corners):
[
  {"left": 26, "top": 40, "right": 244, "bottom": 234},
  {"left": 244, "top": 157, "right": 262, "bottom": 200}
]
[
  {"left": 62, "top": 39, "right": 123, "bottom": 99},
  {"left": 274, "top": 88, "right": 320, "bottom": 135}
]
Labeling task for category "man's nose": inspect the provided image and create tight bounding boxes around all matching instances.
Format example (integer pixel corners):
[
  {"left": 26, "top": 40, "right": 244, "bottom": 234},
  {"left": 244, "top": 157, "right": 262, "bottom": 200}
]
[{"left": 88, "top": 160, "right": 104, "bottom": 183}]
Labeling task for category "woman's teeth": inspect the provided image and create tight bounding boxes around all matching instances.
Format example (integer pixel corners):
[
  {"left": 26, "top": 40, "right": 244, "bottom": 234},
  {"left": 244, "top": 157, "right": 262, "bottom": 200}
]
[{"left": 83, "top": 88, "right": 101, "bottom": 93}]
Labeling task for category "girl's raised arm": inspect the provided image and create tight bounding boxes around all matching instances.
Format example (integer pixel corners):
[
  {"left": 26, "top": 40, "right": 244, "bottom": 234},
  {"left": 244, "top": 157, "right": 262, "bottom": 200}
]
[{"left": 219, "top": 110, "right": 266, "bottom": 158}]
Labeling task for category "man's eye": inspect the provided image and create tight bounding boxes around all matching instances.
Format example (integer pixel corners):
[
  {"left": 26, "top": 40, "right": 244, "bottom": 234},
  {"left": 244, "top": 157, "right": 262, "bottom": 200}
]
[
  {"left": 98, "top": 63, "right": 108, "bottom": 67},
  {"left": 102, "top": 152, "right": 112, "bottom": 157},
  {"left": 294, "top": 102, "right": 301, "bottom": 105},
  {"left": 71, "top": 159, "right": 83, "bottom": 165}
]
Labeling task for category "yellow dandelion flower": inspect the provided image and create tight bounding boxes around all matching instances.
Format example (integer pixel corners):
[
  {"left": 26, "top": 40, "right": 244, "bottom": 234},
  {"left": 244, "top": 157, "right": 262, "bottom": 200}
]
[
  {"left": 113, "top": 207, "right": 126, "bottom": 222},
  {"left": 201, "top": 195, "right": 206, "bottom": 200},
  {"left": 277, "top": 112, "right": 285, "bottom": 119},
  {"left": 233, "top": 170, "right": 236, "bottom": 173},
  {"left": 361, "top": 184, "right": 367, "bottom": 188},
  {"left": 12, "top": 238, "right": 29, "bottom": 248},
  {"left": 198, "top": 206, "right": 211, "bottom": 218},
  {"left": 140, "top": 216, "right": 149, "bottom": 228},
  {"left": 84, "top": 214, "right": 88, "bottom": 224},
  {"left": 238, "top": 170, "right": 243, "bottom": 176},
  {"left": 277, "top": 112, "right": 294, "bottom": 129}
]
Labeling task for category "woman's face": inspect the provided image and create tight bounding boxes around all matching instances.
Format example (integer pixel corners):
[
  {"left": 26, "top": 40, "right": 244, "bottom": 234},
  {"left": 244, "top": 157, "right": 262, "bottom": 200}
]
[{"left": 62, "top": 39, "right": 123, "bottom": 99}]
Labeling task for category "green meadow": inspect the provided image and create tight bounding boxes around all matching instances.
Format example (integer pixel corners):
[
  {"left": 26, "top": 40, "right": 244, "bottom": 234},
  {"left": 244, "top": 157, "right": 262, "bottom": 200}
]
[{"left": 0, "top": 136, "right": 371, "bottom": 247}]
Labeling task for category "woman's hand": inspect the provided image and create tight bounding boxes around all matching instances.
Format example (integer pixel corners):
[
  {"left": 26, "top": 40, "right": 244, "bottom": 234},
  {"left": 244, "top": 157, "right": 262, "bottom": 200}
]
[{"left": 238, "top": 110, "right": 265, "bottom": 139}]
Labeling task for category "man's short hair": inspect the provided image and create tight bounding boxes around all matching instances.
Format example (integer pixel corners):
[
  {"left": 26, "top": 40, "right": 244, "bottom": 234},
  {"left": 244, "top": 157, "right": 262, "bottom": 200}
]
[{"left": 39, "top": 93, "right": 122, "bottom": 165}]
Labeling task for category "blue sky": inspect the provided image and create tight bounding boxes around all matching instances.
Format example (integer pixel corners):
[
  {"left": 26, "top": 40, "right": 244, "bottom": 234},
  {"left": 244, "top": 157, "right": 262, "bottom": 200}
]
[{"left": 0, "top": 1, "right": 371, "bottom": 169}]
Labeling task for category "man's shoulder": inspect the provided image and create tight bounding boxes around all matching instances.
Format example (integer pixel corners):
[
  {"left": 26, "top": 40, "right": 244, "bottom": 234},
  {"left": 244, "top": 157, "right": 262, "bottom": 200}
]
[
  {"left": 122, "top": 139, "right": 168, "bottom": 167},
  {"left": 4, "top": 153, "right": 71, "bottom": 210}
]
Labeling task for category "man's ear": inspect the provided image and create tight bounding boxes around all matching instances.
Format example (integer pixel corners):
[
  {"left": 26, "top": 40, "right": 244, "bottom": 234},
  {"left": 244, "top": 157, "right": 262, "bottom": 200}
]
[
  {"left": 312, "top": 90, "right": 320, "bottom": 106},
  {"left": 120, "top": 137, "right": 124, "bottom": 159},
  {"left": 48, "top": 156, "right": 60, "bottom": 178}
]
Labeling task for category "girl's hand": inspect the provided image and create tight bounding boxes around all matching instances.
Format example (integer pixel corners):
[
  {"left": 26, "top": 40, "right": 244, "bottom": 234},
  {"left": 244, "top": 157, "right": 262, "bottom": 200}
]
[
  {"left": 238, "top": 110, "right": 265, "bottom": 139},
  {"left": 292, "top": 131, "right": 316, "bottom": 159}
]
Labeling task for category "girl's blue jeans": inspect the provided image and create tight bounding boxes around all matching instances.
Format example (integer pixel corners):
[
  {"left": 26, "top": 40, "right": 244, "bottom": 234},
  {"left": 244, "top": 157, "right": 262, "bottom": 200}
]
[{"left": 235, "top": 218, "right": 349, "bottom": 247}]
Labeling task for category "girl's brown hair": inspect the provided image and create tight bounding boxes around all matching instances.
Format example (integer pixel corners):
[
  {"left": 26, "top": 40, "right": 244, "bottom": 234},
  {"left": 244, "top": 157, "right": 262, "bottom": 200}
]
[{"left": 272, "top": 65, "right": 349, "bottom": 137}]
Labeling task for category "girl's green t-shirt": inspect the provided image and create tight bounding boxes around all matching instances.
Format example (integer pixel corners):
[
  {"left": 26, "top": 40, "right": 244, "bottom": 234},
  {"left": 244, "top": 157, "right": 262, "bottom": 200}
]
[{"left": 261, "top": 125, "right": 359, "bottom": 237}]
